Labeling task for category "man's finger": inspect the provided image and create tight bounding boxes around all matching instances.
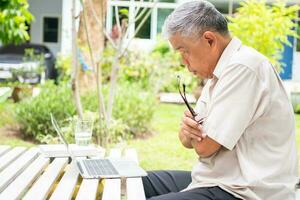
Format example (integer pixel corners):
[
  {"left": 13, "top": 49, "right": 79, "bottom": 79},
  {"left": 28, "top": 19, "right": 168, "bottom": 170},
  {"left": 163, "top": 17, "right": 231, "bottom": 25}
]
[
  {"left": 184, "top": 110, "right": 194, "bottom": 118},
  {"left": 181, "top": 123, "right": 207, "bottom": 140},
  {"left": 183, "top": 116, "right": 199, "bottom": 129},
  {"left": 182, "top": 129, "right": 202, "bottom": 142},
  {"left": 182, "top": 123, "right": 202, "bottom": 137},
  {"left": 196, "top": 124, "right": 207, "bottom": 138}
]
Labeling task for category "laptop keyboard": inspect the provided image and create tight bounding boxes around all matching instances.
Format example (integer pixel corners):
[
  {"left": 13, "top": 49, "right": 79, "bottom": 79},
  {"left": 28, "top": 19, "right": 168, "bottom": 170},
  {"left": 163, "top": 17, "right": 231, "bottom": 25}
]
[{"left": 82, "top": 159, "right": 119, "bottom": 176}]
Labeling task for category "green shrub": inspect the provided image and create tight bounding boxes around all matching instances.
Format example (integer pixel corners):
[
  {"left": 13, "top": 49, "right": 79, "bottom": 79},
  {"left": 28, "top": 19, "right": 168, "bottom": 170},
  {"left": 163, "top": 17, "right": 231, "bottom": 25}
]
[
  {"left": 149, "top": 36, "right": 200, "bottom": 93},
  {"left": 113, "top": 83, "right": 156, "bottom": 135},
  {"left": 153, "top": 52, "right": 199, "bottom": 93},
  {"left": 83, "top": 111, "right": 131, "bottom": 145},
  {"left": 0, "top": 0, "right": 34, "bottom": 45},
  {"left": 15, "top": 81, "right": 76, "bottom": 142},
  {"left": 296, "top": 105, "right": 300, "bottom": 114},
  {"left": 15, "top": 80, "right": 156, "bottom": 143},
  {"left": 40, "top": 111, "right": 130, "bottom": 145},
  {"left": 100, "top": 45, "right": 123, "bottom": 83},
  {"left": 228, "top": 0, "right": 300, "bottom": 72},
  {"left": 118, "top": 52, "right": 156, "bottom": 90},
  {"left": 0, "top": 101, "right": 16, "bottom": 127},
  {"left": 297, "top": 25, "right": 300, "bottom": 52},
  {"left": 101, "top": 42, "right": 199, "bottom": 94},
  {"left": 152, "top": 36, "right": 171, "bottom": 55},
  {"left": 82, "top": 83, "right": 157, "bottom": 139},
  {"left": 55, "top": 54, "right": 72, "bottom": 83}
]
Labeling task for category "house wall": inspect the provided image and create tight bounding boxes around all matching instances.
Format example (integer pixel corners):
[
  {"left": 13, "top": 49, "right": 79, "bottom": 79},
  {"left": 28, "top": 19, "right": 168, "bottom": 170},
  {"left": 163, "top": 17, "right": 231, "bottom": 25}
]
[
  {"left": 293, "top": 52, "right": 300, "bottom": 81},
  {"left": 28, "top": 0, "right": 63, "bottom": 56},
  {"left": 61, "top": 0, "right": 72, "bottom": 56},
  {"left": 61, "top": 0, "right": 81, "bottom": 56}
]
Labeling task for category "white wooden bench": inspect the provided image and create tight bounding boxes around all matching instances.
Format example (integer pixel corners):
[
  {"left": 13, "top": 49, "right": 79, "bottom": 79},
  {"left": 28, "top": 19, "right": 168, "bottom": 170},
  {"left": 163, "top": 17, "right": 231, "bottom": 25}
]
[{"left": 0, "top": 145, "right": 146, "bottom": 200}]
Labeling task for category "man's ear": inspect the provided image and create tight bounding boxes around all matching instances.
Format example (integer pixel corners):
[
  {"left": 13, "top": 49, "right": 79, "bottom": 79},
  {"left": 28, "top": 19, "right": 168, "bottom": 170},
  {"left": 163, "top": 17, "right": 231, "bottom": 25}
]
[{"left": 202, "top": 31, "right": 216, "bottom": 47}]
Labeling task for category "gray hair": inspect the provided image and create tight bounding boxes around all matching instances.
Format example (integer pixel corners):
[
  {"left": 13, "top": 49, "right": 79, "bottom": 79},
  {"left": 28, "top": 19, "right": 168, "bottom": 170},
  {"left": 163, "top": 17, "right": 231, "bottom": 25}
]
[{"left": 163, "top": 0, "right": 229, "bottom": 38}]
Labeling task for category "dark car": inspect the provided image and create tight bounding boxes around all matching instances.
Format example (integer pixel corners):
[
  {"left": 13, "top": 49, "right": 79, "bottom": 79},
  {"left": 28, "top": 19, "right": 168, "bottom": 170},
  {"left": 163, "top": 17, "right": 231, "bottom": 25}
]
[{"left": 0, "top": 43, "right": 57, "bottom": 84}]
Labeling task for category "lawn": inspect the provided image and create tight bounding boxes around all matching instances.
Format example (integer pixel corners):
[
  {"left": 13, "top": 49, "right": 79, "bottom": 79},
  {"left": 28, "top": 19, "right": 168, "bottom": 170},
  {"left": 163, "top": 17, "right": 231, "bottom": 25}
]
[
  {"left": 129, "top": 104, "right": 300, "bottom": 172},
  {"left": 0, "top": 103, "right": 300, "bottom": 172},
  {"left": 128, "top": 104, "right": 197, "bottom": 170}
]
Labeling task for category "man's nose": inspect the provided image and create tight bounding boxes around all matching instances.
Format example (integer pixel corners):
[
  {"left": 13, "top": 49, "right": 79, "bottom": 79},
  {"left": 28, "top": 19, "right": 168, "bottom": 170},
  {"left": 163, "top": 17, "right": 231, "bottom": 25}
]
[
  {"left": 181, "top": 57, "right": 192, "bottom": 71},
  {"left": 181, "top": 57, "right": 189, "bottom": 66}
]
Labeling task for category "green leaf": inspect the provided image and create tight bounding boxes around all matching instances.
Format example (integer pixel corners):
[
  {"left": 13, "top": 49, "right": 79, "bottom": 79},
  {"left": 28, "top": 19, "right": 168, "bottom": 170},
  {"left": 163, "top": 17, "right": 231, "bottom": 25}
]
[{"left": 229, "top": 0, "right": 300, "bottom": 72}]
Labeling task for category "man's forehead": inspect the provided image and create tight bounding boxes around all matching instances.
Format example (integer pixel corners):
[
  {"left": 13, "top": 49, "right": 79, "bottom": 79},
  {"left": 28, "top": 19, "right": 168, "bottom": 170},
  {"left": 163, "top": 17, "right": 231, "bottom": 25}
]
[
  {"left": 170, "top": 33, "right": 201, "bottom": 49},
  {"left": 169, "top": 34, "right": 186, "bottom": 50}
]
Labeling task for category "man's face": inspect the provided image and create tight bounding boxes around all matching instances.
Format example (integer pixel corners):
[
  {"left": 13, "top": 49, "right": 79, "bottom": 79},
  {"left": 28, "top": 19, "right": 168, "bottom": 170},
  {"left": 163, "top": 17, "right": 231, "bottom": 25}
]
[{"left": 169, "top": 32, "right": 219, "bottom": 79}]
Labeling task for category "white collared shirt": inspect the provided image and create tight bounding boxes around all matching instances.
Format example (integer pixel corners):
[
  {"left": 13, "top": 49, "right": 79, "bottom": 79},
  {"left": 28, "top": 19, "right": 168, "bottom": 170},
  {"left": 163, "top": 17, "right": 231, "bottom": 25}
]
[{"left": 184, "top": 37, "right": 299, "bottom": 200}]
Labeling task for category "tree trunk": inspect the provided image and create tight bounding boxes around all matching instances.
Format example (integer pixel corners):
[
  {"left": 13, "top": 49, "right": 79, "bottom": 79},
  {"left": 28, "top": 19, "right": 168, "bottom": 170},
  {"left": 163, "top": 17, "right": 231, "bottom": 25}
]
[
  {"left": 78, "top": 0, "right": 106, "bottom": 90},
  {"left": 72, "top": 0, "right": 83, "bottom": 119},
  {"left": 78, "top": 0, "right": 109, "bottom": 146}
]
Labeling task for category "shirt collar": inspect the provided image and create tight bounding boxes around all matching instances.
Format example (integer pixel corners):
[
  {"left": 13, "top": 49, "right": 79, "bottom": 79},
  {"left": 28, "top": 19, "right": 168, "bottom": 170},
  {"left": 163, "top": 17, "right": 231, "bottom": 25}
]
[{"left": 213, "top": 37, "right": 242, "bottom": 79}]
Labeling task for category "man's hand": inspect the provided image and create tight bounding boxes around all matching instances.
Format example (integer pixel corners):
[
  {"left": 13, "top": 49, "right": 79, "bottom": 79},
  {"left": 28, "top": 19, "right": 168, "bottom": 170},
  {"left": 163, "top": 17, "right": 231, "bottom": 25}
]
[
  {"left": 182, "top": 110, "right": 207, "bottom": 141},
  {"left": 179, "top": 110, "right": 221, "bottom": 158},
  {"left": 179, "top": 110, "right": 207, "bottom": 148}
]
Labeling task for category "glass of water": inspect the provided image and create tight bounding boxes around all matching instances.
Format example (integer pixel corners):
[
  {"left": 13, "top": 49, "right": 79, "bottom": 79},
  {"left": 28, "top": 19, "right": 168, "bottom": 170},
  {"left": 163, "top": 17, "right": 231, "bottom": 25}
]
[{"left": 74, "top": 118, "right": 93, "bottom": 146}]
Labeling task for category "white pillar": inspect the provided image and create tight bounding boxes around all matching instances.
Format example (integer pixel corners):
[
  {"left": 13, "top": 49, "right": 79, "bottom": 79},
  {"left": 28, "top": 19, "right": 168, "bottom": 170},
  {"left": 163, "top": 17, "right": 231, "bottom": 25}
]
[
  {"left": 60, "top": 0, "right": 72, "bottom": 55},
  {"left": 106, "top": 2, "right": 113, "bottom": 34},
  {"left": 151, "top": 6, "right": 158, "bottom": 40},
  {"left": 128, "top": 0, "right": 136, "bottom": 39},
  {"left": 61, "top": 0, "right": 80, "bottom": 55}
]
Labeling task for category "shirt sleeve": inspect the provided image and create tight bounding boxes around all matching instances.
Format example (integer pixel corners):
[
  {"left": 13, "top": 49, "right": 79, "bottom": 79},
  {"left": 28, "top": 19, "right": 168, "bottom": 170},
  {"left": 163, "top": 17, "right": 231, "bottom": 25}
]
[{"left": 203, "top": 64, "right": 269, "bottom": 150}]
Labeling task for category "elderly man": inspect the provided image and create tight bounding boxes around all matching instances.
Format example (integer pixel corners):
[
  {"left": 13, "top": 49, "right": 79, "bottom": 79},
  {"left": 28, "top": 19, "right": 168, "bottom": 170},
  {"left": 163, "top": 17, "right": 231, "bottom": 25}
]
[{"left": 141, "top": 1, "right": 298, "bottom": 200}]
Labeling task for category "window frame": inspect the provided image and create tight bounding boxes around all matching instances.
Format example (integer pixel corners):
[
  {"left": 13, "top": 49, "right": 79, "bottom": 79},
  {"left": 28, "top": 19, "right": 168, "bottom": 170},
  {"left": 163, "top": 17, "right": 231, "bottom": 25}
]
[
  {"left": 42, "top": 15, "right": 61, "bottom": 44},
  {"left": 107, "top": 1, "right": 178, "bottom": 40}
]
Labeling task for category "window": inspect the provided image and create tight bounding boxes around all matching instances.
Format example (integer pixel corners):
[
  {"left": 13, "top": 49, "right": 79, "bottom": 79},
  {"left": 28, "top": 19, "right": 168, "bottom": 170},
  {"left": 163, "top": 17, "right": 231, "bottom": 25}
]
[
  {"left": 157, "top": 8, "right": 173, "bottom": 34},
  {"left": 135, "top": 8, "right": 151, "bottom": 39},
  {"left": 112, "top": 6, "right": 129, "bottom": 25},
  {"left": 106, "top": 1, "right": 183, "bottom": 40},
  {"left": 43, "top": 17, "right": 59, "bottom": 43}
]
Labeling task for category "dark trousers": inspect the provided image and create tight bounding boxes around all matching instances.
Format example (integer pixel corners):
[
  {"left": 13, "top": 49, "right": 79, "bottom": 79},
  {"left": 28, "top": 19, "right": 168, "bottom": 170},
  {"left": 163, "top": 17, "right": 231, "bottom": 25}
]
[{"left": 142, "top": 170, "right": 241, "bottom": 200}]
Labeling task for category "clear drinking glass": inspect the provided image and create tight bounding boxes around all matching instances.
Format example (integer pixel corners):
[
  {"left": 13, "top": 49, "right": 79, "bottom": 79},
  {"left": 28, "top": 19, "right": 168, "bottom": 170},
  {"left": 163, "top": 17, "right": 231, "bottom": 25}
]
[{"left": 74, "top": 119, "right": 93, "bottom": 146}]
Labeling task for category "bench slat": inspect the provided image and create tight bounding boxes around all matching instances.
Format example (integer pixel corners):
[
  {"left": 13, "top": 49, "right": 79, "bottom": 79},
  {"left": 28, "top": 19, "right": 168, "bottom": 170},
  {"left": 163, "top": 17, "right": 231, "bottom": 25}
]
[
  {"left": 124, "top": 148, "right": 139, "bottom": 164},
  {"left": 125, "top": 149, "right": 146, "bottom": 200},
  {"left": 108, "top": 148, "right": 122, "bottom": 158},
  {"left": 102, "top": 179, "right": 121, "bottom": 200},
  {"left": 75, "top": 179, "right": 99, "bottom": 200},
  {"left": 102, "top": 148, "right": 122, "bottom": 200},
  {"left": 49, "top": 161, "right": 80, "bottom": 200},
  {"left": 23, "top": 157, "right": 68, "bottom": 200},
  {"left": 76, "top": 149, "right": 121, "bottom": 200},
  {"left": 0, "top": 145, "right": 11, "bottom": 157},
  {"left": 0, "top": 147, "right": 27, "bottom": 171},
  {"left": 127, "top": 178, "right": 146, "bottom": 200},
  {"left": 0, "top": 148, "right": 39, "bottom": 193},
  {"left": 0, "top": 155, "right": 49, "bottom": 200}
]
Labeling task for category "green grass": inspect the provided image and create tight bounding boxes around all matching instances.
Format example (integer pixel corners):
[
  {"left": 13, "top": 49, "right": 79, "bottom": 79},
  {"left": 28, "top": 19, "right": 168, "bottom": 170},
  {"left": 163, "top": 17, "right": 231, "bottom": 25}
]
[
  {"left": 0, "top": 101, "right": 34, "bottom": 147},
  {"left": 128, "top": 104, "right": 197, "bottom": 170},
  {"left": 1, "top": 102, "right": 300, "bottom": 172},
  {"left": 129, "top": 104, "right": 300, "bottom": 171},
  {"left": 0, "top": 101, "right": 16, "bottom": 127},
  {"left": 0, "top": 134, "right": 34, "bottom": 147}
]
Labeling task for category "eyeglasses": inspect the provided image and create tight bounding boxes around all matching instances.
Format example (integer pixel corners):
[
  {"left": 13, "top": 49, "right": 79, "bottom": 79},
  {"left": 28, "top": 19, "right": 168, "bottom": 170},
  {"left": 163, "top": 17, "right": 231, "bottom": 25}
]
[{"left": 177, "top": 76, "right": 206, "bottom": 124}]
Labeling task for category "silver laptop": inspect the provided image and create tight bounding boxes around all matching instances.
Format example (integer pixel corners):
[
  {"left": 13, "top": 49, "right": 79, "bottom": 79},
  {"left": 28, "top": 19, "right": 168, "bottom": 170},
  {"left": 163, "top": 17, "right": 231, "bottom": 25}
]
[{"left": 50, "top": 114, "right": 147, "bottom": 179}]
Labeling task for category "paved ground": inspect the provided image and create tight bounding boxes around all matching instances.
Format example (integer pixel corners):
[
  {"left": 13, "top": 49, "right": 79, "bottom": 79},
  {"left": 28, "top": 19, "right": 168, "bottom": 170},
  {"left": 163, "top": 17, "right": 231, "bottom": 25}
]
[{"left": 159, "top": 92, "right": 196, "bottom": 104}]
